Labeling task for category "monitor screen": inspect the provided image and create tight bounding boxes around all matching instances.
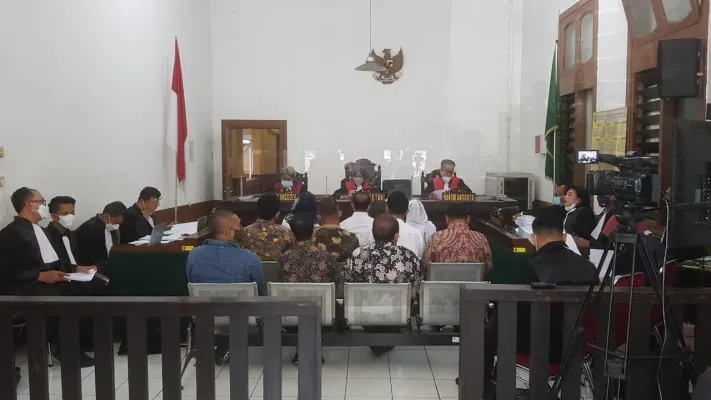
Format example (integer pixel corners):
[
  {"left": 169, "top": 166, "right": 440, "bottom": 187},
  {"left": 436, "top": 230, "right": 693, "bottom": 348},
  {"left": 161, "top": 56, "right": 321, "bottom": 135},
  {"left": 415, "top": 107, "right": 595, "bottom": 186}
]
[{"left": 382, "top": 179, "right": 412, "bottom": 199}]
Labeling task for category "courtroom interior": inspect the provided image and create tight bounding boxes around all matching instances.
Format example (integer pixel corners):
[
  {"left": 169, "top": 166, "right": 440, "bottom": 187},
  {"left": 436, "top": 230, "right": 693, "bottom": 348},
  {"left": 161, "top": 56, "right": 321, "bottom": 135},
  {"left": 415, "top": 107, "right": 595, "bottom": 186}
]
[{"left": 2, "top": 0, "right": 711, "bottom": 399}]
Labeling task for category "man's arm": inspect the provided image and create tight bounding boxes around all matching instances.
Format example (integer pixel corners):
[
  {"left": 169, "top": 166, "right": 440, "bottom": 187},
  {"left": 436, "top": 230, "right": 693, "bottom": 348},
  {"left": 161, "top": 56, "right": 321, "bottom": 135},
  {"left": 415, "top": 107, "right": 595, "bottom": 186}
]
[
  {"left": 457, "top": 179, "right": 472, "bottom": 193},
  {"left": 423, "top": 233, "right": 439, "bottom": 264},
  {"left": 119, "top": 214, "right": 139, "bottom": 244},
  {"left": 0, "top": 228, "right": 41, "bottom": 287},
  {"left": 422, "top": 181, "right": 435, "bottom": 197}
]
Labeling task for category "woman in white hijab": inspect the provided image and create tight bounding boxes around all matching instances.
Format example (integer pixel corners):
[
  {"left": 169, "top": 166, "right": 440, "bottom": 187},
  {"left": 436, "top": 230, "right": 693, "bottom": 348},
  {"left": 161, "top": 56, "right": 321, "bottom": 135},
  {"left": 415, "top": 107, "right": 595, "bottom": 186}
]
[{"left": 406, "top": 199, "right": 437, "bottom": 243}]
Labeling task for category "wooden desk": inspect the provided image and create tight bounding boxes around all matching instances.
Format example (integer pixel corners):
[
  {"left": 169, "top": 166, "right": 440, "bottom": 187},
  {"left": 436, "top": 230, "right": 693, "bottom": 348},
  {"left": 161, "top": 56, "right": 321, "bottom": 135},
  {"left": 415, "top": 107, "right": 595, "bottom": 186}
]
[
  {"left": 218, "top": 197, "right": 518, "bottom": 230},
  {"left": 474, "top": 219, "right": 536, "bottom": 254}
]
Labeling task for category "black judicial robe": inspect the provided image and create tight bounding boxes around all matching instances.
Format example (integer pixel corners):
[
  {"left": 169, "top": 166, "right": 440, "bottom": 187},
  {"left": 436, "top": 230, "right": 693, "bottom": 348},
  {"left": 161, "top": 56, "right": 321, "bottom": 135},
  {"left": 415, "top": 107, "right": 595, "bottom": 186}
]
[
  {"left": 119, "top": 204, "right": 155, "bottom": 244},
  {"left": 0, "top": 217, "right": 72, "bottom": 295},
  {"left": 46, "top": 221, "right": 80, "bottom": 273},
  {"left": 75, "top": 215, "right": 118, "bottom": 272}
]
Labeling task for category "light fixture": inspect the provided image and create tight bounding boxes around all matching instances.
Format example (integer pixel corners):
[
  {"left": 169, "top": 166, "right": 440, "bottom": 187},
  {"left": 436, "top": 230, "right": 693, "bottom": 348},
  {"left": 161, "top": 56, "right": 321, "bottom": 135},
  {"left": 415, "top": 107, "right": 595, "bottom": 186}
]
[
  {"left": 242, "top": 139, "right": 251, "bottom": 144},
  {"left": 355, "top": 0, "right": 386, "bottom": 72}
]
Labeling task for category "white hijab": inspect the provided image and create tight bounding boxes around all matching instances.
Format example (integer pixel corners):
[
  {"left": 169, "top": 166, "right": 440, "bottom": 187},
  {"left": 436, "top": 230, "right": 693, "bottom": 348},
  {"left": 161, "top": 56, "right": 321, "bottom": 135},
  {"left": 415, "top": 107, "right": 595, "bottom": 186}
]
[{"left": 406, "top": 200, "right": 437, "bottom": 243}]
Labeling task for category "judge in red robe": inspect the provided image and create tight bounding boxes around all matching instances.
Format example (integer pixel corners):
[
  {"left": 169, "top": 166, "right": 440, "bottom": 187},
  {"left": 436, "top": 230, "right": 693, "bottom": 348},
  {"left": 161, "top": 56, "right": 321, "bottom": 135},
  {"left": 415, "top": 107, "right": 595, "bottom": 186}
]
[
  {"left": 423, "top": 159, "right": 471, "bottom": 198},
  {"left": 273, "top": 166, "right": 304, "bottom": 194}
]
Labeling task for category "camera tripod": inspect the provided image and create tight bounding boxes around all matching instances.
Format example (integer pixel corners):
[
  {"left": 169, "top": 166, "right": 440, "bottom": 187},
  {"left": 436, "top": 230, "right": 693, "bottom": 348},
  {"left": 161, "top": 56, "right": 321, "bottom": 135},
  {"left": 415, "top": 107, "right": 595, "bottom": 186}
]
[{"left": 548, "top": 214, "right": 696, "bottom": 399}]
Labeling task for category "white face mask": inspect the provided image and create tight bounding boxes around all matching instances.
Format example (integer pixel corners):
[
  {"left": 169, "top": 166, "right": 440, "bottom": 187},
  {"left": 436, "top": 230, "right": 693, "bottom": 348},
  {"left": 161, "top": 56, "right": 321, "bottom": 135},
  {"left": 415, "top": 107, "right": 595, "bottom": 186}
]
[
  {"left": 58, "top": 214, "right": 75, "bottom": 229},
  {"left": 106, "top": 223, "right": 120, "bottom": 231},
  {"left": 441, "top": 176, "right": 451, "bottom": 183},
  {"left": 281, "top": 180, "right": 294, "bottom": 189},
  {"left": 565, "top": 204, "right": 576, "bottom": 212},
  {"left": 37, "top": 205, "right": 51, "bottom": 220}
]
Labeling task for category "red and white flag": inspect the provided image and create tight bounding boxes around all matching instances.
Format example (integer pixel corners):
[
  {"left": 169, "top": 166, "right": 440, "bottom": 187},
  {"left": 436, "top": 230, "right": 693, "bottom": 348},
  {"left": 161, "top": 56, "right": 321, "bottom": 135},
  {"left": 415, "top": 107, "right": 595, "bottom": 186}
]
[{"left": 171, "top": 39, "right": 188, "bottom": 183}]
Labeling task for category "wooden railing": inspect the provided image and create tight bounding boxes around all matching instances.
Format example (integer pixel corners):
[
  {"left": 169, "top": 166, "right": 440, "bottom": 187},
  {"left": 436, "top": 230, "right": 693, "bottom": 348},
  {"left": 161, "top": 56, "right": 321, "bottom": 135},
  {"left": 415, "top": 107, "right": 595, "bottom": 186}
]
[
  {"left": 1, "top": 296, "right": 322, "bottom": 400},
  {"left": 458, "top": 285, "right": 711, "bottom": 400}
]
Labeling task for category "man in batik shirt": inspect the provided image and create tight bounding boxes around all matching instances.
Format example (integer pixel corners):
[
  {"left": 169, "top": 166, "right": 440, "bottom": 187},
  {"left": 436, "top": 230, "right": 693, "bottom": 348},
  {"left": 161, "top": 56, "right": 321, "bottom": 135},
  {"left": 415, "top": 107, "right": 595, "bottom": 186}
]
[
  {"left": 314, "top": 197, "right": 359, "bottom": 261},
  {"left": 279, "top": 215, "right": 338, "bottom": 283},
  {"left": 237, "top": 194, "right": 294, "bottom": 261},
  {"left": 424, "top": 203, "right": 493, "bottom": 277}
]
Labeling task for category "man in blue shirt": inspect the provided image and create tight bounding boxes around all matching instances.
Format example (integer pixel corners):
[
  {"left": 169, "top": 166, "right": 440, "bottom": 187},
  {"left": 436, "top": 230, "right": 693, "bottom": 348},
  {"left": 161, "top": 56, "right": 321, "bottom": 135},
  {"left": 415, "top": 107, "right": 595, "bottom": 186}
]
[{"left": 186, "top": 209, "right": 266, "bottom": 295}]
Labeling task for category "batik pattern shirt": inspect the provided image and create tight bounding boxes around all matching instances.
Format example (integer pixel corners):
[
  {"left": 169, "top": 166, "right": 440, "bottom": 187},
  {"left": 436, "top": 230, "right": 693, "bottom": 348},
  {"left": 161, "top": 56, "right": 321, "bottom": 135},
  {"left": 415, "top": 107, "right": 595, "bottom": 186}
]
[
  {"left": 313, "top": 225, "right": 360, "bottom": 262},
  {"left": 345, "top": 241, "right": 422, "bottom": 285},
  {"left": 237, "top": 220, "right": 294, "bottom": 261},
  {"left": 423, "top": 221, "right": 493, "bottom": 276},
  {"left": 278, "top": 241, "right": 338, "bottom": 283}
]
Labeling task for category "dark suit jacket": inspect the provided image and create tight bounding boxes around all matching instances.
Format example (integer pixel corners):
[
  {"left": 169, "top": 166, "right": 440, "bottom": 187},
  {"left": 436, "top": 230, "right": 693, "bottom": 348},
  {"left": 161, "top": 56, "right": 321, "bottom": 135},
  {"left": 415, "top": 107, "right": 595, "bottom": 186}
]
[
  {"left": 120, "top": 204, "right": 154, "bottom": 244},
  {"left": 564, "top": 206, "right": 597, "bottom": 240},
  {"left": 75, "top": 215, "right": 118, "bottom": 273},
  {"left": 332, "top": 178, "right": 350, "bottom": 198},
  {"left": 45, "top": 222, "right": 79, "bottom": 272},
  {"left": 489, "top": 241, "right": 597, "bottom": 361},
  {"left": 0, "top": 217, "right": 71, "bottom": 295}
]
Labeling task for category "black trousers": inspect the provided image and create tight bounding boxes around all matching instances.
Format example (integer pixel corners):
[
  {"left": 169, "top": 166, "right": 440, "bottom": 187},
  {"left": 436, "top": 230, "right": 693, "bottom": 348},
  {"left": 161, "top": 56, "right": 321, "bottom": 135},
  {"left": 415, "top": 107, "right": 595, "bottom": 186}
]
[{"left": 24, "top": 281, "right": 97, "bottom": 350}]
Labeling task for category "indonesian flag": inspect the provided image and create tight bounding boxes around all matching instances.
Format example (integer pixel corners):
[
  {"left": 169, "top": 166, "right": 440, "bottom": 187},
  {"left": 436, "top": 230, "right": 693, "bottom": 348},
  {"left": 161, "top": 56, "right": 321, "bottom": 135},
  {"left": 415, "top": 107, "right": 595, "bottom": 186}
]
[{"left": 171, "top": 39, "right": 188, "bottom": 183}]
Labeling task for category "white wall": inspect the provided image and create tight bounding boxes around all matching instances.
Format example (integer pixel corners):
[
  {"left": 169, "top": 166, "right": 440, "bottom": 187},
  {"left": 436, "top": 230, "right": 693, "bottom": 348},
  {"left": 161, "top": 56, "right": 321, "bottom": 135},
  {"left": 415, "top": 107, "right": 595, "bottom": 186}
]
[
  {"left": 597, "top": 0, "right": 628, "bottom": 112},
  {"left": 211, "top": 0, "right": 518, "bottom": 196},
  {"left": 0, "top": 0, "right": 213, "bottom": 225}
]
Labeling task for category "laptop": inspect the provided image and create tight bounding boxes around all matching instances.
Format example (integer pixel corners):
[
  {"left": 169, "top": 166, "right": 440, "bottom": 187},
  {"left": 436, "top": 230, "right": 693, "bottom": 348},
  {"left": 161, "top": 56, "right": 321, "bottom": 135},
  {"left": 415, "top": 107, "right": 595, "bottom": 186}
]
[{"left": 148, "top": 223, "right": 168, "bottom": 246}]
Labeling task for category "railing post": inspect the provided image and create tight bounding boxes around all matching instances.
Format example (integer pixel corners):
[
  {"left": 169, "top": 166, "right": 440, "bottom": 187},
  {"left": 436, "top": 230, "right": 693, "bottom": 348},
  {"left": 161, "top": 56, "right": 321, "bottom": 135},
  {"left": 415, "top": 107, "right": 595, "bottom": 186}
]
[
  {"left": 26, "top": 315, "right": 49, "bottom": 400},
  {"left": 126, "top": 316, "right": 149, "bottom": 400},
  {"left": 262, "top": 316, "right": 283, "bottom": 400},
  {"left": 93, "top": 316, "right": 116, "bottom": 400},
  {"left": 194, "top": 315, "right": 216, "bottom": 400},
  {"left": 58, "top": 316, "right": 82, "bottom": 400},
  {"left": 298, "top": 313, "right": 321, "bottom": 400},
  {"left": 459, "top": 287, "right": 486, "bottom": 400},
  {"left": 0, "top": 314, "right": 17, "bottom": 400},
  {"left": 229, "top": 313, "right": 250, "bottom": 400}
]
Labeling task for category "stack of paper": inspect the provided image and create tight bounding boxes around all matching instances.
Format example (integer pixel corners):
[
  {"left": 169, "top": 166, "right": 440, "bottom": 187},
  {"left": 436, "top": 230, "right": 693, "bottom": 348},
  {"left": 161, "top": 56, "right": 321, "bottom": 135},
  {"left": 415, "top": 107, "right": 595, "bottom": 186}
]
[
  {"left": 165, "top": 221, "right": 198, "bottom": 236},
  {"left": 67, "top": 269, "right": 96, "bottom": 282},
  {"left": 515, "top": 215, "right": 535, "bottom": 234}
]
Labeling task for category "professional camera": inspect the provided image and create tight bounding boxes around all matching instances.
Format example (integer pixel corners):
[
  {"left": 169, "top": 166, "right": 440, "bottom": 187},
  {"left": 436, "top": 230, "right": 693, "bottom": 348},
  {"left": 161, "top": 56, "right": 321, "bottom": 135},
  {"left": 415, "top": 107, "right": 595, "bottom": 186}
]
[{"left": 577, "top": 150, "right": 660, "bottom": 206}]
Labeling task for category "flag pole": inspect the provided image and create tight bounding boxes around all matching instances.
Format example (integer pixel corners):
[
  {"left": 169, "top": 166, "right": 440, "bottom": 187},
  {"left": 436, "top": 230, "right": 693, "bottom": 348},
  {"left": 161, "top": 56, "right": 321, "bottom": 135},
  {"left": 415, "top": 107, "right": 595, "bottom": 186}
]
[{"left": 173, "top": 34, "right": 179, "bottom": 223}]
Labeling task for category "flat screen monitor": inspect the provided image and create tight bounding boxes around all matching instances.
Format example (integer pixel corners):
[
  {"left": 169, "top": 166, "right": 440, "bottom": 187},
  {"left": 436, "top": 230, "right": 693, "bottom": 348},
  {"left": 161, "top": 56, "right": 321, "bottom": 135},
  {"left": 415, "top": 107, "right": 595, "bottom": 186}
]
[{"left": 382, "top": 179, "right": 412, "bottom": 199}]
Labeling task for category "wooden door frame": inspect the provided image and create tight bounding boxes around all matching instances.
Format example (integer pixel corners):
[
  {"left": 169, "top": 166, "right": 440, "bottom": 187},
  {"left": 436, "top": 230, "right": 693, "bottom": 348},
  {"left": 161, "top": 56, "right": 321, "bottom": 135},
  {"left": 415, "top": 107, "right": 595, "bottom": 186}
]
[{"left": 221, "top": 120, "right": 288, "bottom": 198}]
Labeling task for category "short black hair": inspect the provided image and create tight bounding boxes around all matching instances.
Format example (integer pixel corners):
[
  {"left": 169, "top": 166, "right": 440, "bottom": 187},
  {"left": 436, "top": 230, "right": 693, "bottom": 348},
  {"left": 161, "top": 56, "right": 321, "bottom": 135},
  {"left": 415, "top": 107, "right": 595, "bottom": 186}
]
[
  {"left": 257, "top": 194, "right": 281, "bottom": 220},
  {"left": 372, "top": 214, "right": 399, "bottom": 243},
  {"left": 532, "top": 207, "right": 565, "bottom": 236},
  {"left": 10, "top": 187, "right": 36, "bottom": 213},
  {"left": 446, "top": 203, "right": 468, "bottom": 219},
  {"left": 318, "top": 197, "right": 339, "bottom": 217},
  {"left": 138, "top": 187, "right": 161, "bottom": 201},
  {"left": 102, "top": 201, "right": 127, "bottom": 216},
  {"left": 288, "top": 214, "right": 314, "bottom": 241},
  {"left": 48, "top": 196, "right": 76, "bottom": 214},
  {"left": 386, "top": 191, "right": 409, "bottom": 215},
  {"left": 352, "top": 192, "right": 371, "bottom": 212}
]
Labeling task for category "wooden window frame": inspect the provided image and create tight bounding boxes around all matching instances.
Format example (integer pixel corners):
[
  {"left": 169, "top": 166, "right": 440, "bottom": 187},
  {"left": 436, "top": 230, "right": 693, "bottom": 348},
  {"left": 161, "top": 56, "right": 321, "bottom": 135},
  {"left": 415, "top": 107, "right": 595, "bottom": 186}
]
[{"left": 623, "top": 0, "right": 702, "bottom": 46}]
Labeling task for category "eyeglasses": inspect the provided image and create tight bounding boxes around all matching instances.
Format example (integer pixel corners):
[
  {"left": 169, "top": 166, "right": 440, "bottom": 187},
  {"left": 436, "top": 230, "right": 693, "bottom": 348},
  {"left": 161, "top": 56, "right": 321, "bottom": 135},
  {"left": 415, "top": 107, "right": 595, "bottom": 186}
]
[{"left": 28, "top": 200, "right": 47, "bottom": 206}]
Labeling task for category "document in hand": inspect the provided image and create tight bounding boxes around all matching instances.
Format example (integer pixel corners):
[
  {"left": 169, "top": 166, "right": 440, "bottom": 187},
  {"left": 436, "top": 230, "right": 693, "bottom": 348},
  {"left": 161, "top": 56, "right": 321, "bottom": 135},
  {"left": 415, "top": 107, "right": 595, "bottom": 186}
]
[{"left": 67, "top": 268, "right": 97, "bottom": 282}]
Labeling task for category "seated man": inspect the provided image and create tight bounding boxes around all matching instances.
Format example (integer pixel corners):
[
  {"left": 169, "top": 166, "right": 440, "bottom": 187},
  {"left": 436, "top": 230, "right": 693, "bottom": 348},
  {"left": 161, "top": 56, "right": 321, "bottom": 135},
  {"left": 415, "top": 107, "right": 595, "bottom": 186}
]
[
  {"left": 340, "top": 191, "right": 374, "bottom": 247},
  {"left": 0, "top": 187, "right": 95, "bottom": 367},
  {"left": 46, "top": 196, "right": 79, "bottom": 270},
  {"left": 75, "top": 201, "right": 127, "bottom": 272},
  {"left": 279, "top": 215, "right": 338, "bottom": 283},
  {"left": 422, "top": 159, "right": 471, "bottom": 198},
  {"left": 333, "top": 161, "right": 355, "bottom": 198},
  {"left": 237, "top": 193, "right": 294, "bottom": 260},
  {"left": 273, "top": 166, "right": 304, "bottom": 194},
  {"left": 314, "top": 197, "right": 359, "bottom": 261},
  {"left": 424, "top": 203, "right": 494, "bottom": 277},
  {"left": 345, "top": 214, "right": 423, "bottom": 355},
  {"left": 186, "top": 208, "right": 266, "bottom": 295},
  {"left": 386, "top": 191, "right": 425, "bottom": 258},
  {"left": 120, "top": 186, "right": 162, "bottom": 243},
  {"left": 458, "top": 207, "right": 597, "bottom": 393}
]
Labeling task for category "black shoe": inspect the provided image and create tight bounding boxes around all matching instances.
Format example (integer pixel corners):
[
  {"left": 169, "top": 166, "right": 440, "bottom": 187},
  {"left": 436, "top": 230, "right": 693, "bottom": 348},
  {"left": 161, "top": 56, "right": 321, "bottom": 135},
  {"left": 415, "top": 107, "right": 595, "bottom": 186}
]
[
  {"left": 369, "top": 346, "right": 394, "bottom": 357},
  {"left": 53, "top": 350, "right": 95, "bottom": 368},
  {"left": 15, "top": 366, "right": 21, "bottom": 387},
  {"left": 455, "top": 376, "right": 459, "bottom": 385}
]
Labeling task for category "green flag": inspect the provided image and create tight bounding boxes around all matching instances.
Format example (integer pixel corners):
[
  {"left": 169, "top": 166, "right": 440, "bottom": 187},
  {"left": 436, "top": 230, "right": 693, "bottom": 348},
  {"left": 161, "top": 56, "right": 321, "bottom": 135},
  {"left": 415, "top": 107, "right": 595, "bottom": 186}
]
[{"left": 544, "top": 45, "right": 560, "bottom": 184}]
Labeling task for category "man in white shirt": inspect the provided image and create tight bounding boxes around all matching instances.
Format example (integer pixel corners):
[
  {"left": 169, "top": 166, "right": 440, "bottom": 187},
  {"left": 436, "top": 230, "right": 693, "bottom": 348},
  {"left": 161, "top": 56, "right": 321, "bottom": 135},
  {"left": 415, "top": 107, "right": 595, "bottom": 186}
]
[
  {"left": 385, "top": 191, "right": 425, "bottom": 258},
  {"left": 340, "top": 192, "right": 375, "bottom": 247}
]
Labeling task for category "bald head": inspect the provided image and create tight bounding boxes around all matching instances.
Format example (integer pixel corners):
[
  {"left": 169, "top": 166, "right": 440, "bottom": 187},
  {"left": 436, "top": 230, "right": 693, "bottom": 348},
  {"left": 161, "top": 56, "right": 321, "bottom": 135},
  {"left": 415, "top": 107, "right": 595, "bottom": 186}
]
[
  {"left": 208, "top": 209, "right": 242, "bottom": 241},
  {"left": 372, "top": 214, "right": 399, "bottom": 243}
]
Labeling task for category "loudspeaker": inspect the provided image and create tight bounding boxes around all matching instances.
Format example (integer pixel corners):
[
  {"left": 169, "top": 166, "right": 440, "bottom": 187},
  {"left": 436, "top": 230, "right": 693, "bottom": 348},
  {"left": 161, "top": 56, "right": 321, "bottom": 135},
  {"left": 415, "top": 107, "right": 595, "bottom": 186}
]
[
  {"left": 657, "top": 38, "right": 700, "bottom": 98},
  {"left": 692, "top": 367, "right": 711, "bottom": 399}
]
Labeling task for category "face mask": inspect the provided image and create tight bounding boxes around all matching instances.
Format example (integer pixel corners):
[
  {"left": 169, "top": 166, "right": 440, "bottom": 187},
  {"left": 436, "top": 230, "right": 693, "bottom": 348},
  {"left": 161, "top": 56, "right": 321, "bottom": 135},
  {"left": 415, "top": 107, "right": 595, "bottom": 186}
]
[
  {"left": 281, "top": 180, "right": 293, "bottom": 189},
  {"left": 58, "top": 214, "right": 75, "bottom": 229},
  {"left": 565, "top": 204, "right": 576, "bottom": 212},
  {"left": 37, "top": 205, "right": 51, "bottom": 220},
  {"left": 353, "top": 177, "right": 364, "bottom": 186},
  {"left": 553, "top": 196, "right": 562, "bottom": 206},
  {"left": 441, "top": 176, "right": 451, "bottom": 183},
  {"left": 106, "top": 223, "right": 120, "bottom": 232}
]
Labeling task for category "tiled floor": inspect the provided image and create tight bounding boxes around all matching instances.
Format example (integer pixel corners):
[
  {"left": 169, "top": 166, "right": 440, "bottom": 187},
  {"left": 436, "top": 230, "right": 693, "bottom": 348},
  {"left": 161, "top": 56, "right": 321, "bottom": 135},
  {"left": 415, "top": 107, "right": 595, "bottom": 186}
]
[{"left": 14, "top": 345, "right": 594, "bottom": 399}]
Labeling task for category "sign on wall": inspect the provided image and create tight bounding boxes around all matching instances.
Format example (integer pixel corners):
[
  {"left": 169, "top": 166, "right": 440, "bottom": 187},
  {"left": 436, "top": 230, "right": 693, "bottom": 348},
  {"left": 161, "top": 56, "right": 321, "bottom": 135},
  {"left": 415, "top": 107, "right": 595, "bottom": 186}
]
[{"left": 590, "top": 107, "right": 627, "bottom": 171}]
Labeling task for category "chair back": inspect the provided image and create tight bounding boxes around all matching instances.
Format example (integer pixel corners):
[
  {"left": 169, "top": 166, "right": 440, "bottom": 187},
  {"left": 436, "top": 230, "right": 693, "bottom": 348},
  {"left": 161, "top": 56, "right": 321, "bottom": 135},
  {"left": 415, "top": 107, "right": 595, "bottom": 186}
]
[
  {"left": 262, "top": 261, "right": 279, "bottom": 282},
  {"left": 343, "top": 283, "right": 411, "bottom": 326},
  {"left": 428, "top": 263, "right": 484, "bottom": 282},
  {"left": 335, "top": 262, "right": 345, "bottom": 298},
  {"left": 187, "top": 282, "right": 259, "bottom": 328},
  {"left": 268, "top": 282, "right": 335, "bottom": 326},
  {"left": 420, "top": 281, "right": 487, "bottom": 326}
]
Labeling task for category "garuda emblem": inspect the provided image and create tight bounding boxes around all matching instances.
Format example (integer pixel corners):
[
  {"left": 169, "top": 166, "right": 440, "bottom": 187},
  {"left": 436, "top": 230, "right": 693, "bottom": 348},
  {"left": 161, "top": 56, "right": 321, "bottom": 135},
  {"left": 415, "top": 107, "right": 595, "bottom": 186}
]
[{"left": 368, "top": 48, "right": 404, "bottom": 84}]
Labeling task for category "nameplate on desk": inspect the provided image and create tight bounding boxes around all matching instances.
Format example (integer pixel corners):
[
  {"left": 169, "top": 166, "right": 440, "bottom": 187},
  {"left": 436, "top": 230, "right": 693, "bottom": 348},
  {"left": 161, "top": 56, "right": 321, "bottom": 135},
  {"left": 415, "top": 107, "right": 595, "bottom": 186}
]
[
  {"left": 278, "top": 193, "right": 297, "bottom": 202},
  {"left": 442, "top": 193, "right": 475, "bottom": 202},
  {"left": 369, "top": 193, "right": 385, "bottom": 202},
  {"left": 513, "top": 247, "right": 527, "bottom": 253},
  {"left": 181, "top": 246, "right": 195, "bottom": 251}
]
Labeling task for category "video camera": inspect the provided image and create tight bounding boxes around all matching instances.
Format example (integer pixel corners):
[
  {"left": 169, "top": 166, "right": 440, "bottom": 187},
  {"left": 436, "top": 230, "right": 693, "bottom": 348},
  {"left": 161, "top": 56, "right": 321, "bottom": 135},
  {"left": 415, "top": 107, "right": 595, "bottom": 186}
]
[{"left": 577, "top": 150, "right": 660, "bottom": 206}]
